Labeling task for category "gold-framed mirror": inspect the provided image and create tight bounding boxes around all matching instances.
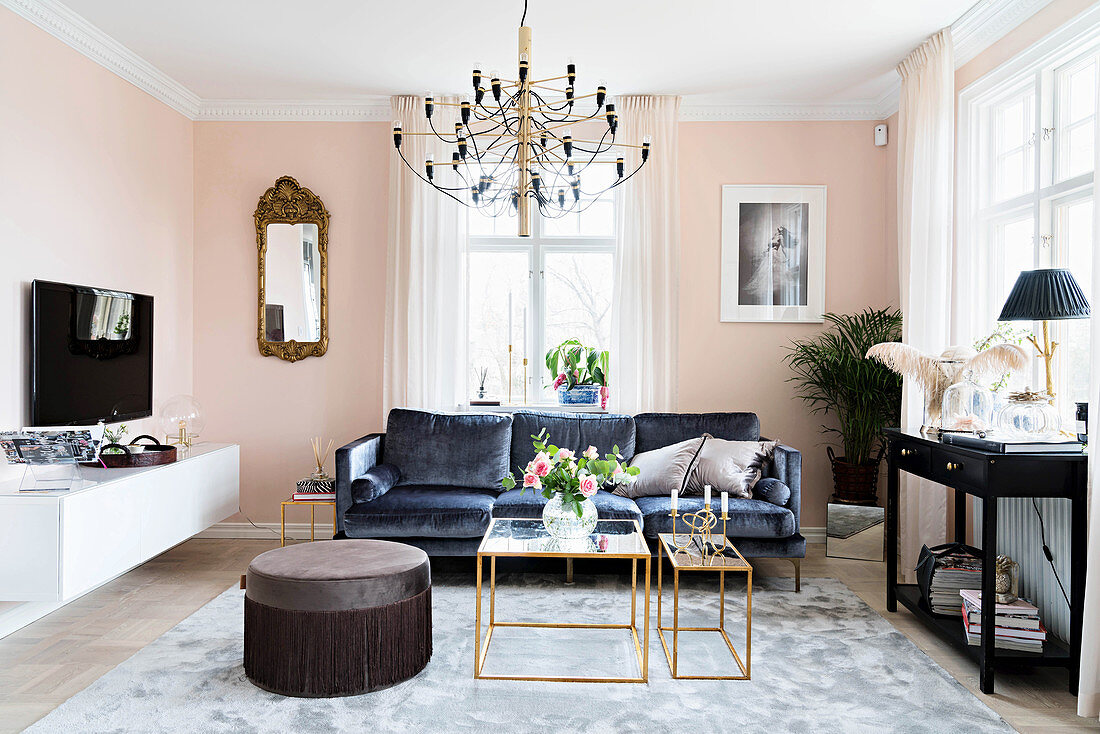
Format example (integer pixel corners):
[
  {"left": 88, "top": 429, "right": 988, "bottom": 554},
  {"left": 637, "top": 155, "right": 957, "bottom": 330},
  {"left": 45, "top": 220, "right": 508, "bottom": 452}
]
[{"left": 255, "top": 176, "right": 330, "bottom": 362}]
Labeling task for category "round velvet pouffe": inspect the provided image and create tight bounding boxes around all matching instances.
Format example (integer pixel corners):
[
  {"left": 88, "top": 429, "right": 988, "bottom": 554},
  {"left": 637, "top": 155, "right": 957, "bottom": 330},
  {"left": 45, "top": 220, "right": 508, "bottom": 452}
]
[{"left": 244, "top": 539, "right": 431, "bottom": 697}]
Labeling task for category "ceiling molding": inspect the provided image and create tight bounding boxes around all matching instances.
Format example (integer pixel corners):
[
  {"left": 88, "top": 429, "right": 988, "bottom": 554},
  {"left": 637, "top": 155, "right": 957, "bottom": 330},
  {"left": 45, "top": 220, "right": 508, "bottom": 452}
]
[
  {"left": 195, "top": 99, "right": 393, "bottom": 122},
  {"left": 951, "top": 0, "right": 1054, "bottom": 68},
  {"left": 1, "top": 0, "right": 200, "bottom": 117},
  {"left": 678, "top": 102, "right": 886, "bottom": 122},
  {"left": 1, "top": 0, "right": 1060, "bottom": 124}
]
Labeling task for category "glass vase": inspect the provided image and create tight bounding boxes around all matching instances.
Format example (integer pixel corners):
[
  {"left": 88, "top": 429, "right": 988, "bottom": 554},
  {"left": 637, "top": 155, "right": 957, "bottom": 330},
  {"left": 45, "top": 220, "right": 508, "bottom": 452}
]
[
  {"left": 996, "top": 390, "right": 1061, "bottom": 440},
  {"left": 542, "top": 492, "right": 598, "bottom": 539},
  {"left": 941, "top": 370, "right": 995, "bottom": 433}
]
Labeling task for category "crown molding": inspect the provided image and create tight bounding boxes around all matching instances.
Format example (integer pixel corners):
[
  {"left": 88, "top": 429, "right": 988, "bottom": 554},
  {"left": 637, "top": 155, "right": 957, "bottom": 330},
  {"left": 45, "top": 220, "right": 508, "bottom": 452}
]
[
  {"left": 195, "top": 99, "right": 393, "bottom": 121},
  {"left": 1, "top": 0, "right": 200, "bottom": 118},
  {"left": 679, "top": 101, "right": 885, "bottom": 122},
  {"left": 2, "top": 0, "right": 1059, "bottom": 124}
]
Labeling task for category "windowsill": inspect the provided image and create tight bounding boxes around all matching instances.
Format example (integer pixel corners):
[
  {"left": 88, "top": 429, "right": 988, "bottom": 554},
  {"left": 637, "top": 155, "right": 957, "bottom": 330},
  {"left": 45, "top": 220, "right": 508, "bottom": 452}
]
[{"left": 459, "top": 403, "right": 608, "bottom": 414}]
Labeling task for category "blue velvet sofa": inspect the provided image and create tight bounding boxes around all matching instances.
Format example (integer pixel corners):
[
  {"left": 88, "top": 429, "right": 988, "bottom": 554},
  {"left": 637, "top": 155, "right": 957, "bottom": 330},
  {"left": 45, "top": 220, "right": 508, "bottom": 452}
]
[{"left": 335, "top": 408, "right": 804, "bottom": 583}]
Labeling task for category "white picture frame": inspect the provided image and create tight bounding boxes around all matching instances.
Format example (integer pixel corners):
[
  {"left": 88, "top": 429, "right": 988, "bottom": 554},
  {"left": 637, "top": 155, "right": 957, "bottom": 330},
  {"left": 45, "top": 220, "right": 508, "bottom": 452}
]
[{"left": 720, "top": 184, "right": 826, "bottom": 323}]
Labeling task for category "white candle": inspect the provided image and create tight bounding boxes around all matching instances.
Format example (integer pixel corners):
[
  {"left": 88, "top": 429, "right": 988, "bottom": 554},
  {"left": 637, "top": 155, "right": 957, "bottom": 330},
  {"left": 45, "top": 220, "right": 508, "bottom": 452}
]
[
  {"left": 520, "top": 305, "right": 526, "bottom": 354},
  {"left": 507, "top": 291, "right": 513, "bottom": 346},
  {"left": 670, "top": 489, "right": 678, "bottom": 514},
  {"left": 704, "top": 484, "right": 711, "bottom": 508},
  {"left": 721, "top": 491, "right": 728, "bottom": 515}
]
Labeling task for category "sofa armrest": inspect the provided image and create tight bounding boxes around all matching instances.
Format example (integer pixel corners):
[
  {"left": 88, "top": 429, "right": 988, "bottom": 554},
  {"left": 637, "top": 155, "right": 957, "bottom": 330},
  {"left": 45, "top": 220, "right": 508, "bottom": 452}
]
[
  {"left": 335, "top": 433, "right": 384, "bottom": 532},
  {"left": 766, "top": 442, "right": 802, "bottom": 534}
]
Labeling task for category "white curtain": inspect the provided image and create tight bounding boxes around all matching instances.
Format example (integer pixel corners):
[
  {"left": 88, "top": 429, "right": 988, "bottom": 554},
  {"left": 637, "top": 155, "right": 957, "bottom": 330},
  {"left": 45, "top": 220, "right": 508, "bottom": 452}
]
[
  {"left": 611, "top": 95, "right": 681, "bottom": 414},
  {"left": 896, "top": 30, "right": 954, "bottom": 580},
  {"left": 383, "top": 95, "right": 468, "bottom": 416},
  {"left": 1076, "top": 78, "right": 1100, "bottom": 719}
]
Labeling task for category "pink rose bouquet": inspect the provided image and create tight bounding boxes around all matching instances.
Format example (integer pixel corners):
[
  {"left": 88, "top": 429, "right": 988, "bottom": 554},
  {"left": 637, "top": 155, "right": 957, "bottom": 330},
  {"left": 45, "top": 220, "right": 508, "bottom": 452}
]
[{"left": 502, "top": 428, "right": 641, "bottom": 517}]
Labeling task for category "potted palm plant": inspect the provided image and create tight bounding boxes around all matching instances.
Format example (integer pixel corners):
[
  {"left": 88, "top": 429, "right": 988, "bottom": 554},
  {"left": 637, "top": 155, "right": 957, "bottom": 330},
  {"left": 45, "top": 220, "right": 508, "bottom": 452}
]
[{"left": 784, "top": 308, "right": 903, "bottom": 505}]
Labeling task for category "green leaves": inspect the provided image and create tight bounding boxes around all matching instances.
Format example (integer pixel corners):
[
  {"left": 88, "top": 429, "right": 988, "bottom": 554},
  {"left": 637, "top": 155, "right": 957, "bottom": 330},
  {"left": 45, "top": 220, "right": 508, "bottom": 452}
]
[
  {"left": 501, "top": 475, "right": 516, "bottom": 490},
  {"left": 784, "top": 308, "right": 903, "bottom": 465},
  {"left": 544, "top": 339, "right": 610, "bottom": 388}
]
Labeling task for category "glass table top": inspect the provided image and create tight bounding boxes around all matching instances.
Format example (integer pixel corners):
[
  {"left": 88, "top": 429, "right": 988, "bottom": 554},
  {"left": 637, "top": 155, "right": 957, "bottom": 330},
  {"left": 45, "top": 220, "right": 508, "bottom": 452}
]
[
  {"left": 478, "top": 518, "right": 649, "bottom": 558},
  {"left": 657, "top": 533, "right": 752, "bottom": 570}
]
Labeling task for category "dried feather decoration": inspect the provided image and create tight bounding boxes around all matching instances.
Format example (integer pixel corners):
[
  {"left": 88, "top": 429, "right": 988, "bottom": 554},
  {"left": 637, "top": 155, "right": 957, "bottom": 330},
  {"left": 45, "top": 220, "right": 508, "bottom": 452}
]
[{"left": 865, "top": 343, "right": 1028, "bottom": 424}]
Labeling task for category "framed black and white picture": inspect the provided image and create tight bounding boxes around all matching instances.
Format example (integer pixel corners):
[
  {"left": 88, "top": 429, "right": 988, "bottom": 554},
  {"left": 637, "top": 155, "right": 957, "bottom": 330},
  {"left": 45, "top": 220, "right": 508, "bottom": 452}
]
[{"left": 720, "top": 185, "right": 826, "bottom": 323}]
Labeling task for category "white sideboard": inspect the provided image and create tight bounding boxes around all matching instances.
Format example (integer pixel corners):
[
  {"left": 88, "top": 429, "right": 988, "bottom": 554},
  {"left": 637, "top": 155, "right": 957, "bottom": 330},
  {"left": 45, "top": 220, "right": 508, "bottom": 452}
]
[{"left": 0, "top": 443, "right": 239, "bottom": 612}]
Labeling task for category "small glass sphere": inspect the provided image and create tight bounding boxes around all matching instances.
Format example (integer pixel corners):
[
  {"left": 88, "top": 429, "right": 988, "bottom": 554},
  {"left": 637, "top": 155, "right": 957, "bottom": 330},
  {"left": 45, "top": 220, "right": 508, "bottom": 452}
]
[
  {"left": 159, "top": 394, "right": 206, "bottom": 438},
  {"left": 997, "top": 390, "right": 1061, "bottom": 440},
  {"left": 941, "top": 371, "right": 995, "bottom": 433}
]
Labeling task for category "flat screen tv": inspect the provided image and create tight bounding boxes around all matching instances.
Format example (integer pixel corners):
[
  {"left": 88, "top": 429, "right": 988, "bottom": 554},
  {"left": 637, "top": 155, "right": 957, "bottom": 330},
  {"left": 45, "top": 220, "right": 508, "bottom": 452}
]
[{"left": 31, "top": 279, "right": 154, "bottom": 426}]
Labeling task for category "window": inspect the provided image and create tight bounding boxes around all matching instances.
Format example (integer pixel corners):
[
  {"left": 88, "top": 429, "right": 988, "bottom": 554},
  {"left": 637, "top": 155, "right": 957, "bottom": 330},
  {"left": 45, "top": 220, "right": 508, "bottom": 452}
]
[
  {"left": 961, "top": 28, "right": 1099, "bottom": 424},
  {"left": 466, "top": 164, "right": 617, "bottom": 404}
]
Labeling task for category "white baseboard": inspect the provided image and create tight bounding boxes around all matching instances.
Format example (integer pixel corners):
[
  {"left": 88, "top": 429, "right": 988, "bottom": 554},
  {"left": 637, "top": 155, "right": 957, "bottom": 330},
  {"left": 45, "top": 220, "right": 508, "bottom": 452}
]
[{"left": 197, "top": 521, "right": 827, "bottom": 544}]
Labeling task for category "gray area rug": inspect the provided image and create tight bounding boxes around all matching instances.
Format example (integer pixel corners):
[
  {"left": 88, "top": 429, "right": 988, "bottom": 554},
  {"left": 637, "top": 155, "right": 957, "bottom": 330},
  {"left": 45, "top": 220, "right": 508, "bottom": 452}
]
[{"left": 26, "top": 575, "right": 1013, "bottom": 734}]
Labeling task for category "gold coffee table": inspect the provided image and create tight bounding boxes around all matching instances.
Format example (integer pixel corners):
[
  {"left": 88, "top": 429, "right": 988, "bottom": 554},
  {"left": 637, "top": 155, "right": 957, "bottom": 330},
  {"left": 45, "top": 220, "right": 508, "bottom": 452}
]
[
  {"left": 657, "top": 533, "right": 752, "bottom": 680},
  {"left": 475, "top": 518, "right": 651, "bottom": 683}
]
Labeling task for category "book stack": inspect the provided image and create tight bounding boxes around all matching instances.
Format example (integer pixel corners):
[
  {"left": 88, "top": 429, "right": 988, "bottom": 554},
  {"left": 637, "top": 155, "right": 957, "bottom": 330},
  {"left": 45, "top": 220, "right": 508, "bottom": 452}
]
[
  {"left": 940, "top": 433, "right": 1083, "bottom": 454},
  {"left": 960, "top": 589, "right": 1045, "bottom": 653},
  {"left": 929, "top": 550, "right": 983, "bottom": 615}
]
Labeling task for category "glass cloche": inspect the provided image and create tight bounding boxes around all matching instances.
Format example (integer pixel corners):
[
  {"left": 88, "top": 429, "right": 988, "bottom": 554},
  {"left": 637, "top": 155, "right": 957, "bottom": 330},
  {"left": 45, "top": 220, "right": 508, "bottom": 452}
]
[
  {"left": 996, "top": 389, "right": 1061, "bottom": 440},
  {"left": 940, "top": 370, "right": 995, "bottom": 433},
  {"left": 159, "top": 394, "right": 206, "bottom": 446}
]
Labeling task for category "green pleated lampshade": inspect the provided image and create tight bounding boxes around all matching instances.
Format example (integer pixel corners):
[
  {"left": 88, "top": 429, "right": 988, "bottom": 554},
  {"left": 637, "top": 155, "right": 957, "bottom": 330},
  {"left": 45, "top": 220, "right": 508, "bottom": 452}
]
[{"left": 998, "top": 268, "right": 1091, "bottom": 321}]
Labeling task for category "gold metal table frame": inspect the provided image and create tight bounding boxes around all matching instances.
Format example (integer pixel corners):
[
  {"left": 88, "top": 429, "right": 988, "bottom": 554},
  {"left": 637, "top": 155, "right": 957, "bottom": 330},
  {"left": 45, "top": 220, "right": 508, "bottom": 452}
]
[
  {"left": 474, "top": 518, "right": 651, "bottom": 683},
  {"left": 279, "top": 499, "right": 336, "bottom": 547},
  {"left": 657, "top": 533, "right": 752, "bottom": 680}
]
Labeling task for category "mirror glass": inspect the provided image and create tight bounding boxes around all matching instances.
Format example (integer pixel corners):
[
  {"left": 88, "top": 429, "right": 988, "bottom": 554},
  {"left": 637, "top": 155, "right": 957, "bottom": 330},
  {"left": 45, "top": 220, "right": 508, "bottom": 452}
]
[
  {"left": 826, "top": 503, "right": 885, "bottom": 561},
  {"left": 263, "top": 223, "right": 321, "bottom": 342}
]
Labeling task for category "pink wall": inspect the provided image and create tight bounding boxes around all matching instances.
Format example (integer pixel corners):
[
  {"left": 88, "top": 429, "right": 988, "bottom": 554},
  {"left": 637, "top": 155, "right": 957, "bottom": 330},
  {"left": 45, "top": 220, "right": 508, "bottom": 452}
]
[
  {"left": 192, "top": 122, "right": 389, "bottom": 523},
  {"left": 678, "top": 121, "right": 897, "bottom": 528},
  {"left": 0, "top": 9, "right": 194, "bottom": 484}
]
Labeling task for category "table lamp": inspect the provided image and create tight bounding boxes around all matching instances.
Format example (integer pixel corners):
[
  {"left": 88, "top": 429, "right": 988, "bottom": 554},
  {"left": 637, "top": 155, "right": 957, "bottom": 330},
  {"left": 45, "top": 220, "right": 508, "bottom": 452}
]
[{"left": 998, "top": 268, "right": 1090, "bottom": 401}]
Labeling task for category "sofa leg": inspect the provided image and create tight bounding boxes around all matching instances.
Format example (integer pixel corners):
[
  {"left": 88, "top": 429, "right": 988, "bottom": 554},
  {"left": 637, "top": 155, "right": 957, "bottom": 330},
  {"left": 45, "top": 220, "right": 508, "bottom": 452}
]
[
  {"left": 565, "top": 558, "right": 574, "bottom": 584},
  {"left": 791, "top": 559, "right": 801, "bottom": 592}
]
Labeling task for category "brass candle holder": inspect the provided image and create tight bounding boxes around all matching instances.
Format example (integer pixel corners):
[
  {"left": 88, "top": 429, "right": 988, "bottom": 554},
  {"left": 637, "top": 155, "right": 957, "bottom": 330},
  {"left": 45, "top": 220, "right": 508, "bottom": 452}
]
[
  {"left": 668, "top": 502, "right": 730, "bottom": 564},
  {"left": 165, "top": 420, "right": 198, "bottom": 449}
]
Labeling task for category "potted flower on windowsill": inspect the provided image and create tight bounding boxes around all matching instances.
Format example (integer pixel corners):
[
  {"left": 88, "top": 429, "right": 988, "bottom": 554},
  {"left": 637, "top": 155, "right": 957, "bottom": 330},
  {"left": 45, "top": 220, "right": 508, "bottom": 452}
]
[
  {"left": 502, "top": 429, "right": 639, "bottom": 538},
  {"left": 546, "top": 339, "right": 610, "bottom": 408}
]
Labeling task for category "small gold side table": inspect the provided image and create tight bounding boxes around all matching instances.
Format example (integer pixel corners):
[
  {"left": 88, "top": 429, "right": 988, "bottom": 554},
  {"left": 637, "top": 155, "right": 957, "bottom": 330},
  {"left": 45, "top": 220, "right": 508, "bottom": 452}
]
[
  {"left": 657, "top": 532, "right": 752, "bottom": 680},
  {"left": 280, "top": 499, "right": 337, "bottom": 547}
]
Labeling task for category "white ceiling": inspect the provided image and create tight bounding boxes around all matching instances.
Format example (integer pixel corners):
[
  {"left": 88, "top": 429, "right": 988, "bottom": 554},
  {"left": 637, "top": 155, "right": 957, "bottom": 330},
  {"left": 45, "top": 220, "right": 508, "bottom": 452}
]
[{"left": 56, "top": 0, "right": 979, "bottom": 108}]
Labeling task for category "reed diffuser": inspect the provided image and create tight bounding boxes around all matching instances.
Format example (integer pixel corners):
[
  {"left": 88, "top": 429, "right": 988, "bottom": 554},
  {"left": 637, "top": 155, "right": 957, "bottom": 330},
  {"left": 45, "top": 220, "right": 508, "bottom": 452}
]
[{"left": 310, "top": 436, "right": 335, "bottom": 481}]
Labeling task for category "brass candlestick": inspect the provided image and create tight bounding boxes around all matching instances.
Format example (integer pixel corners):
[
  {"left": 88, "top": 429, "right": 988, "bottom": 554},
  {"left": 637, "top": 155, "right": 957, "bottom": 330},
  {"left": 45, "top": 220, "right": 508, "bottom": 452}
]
[
  {"left": 668, "top": 503, "right": 730, "bottom": 564},
  {"left": 165, "top": 420, "right": 197, "bottom": 449},
  {"left": 522, "top": 357, "right": 528, "bottom": 404}
]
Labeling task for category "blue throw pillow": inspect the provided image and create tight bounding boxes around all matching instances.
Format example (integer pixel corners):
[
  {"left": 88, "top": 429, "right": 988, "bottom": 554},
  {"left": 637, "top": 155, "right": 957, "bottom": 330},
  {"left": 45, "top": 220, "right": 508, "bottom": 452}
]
[
  {"left": 754, "top": 477, "right": 791, "bottom": 507},
  {"left": 351, "top": 463, "right": 401, "bottom": 504}
]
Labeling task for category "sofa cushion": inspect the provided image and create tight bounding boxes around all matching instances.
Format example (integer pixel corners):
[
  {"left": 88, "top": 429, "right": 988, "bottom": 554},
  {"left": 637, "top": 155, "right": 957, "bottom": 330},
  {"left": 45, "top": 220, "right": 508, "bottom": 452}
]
[
  {"left": 493, "top": 488, "right": 643, "bottom": 525},
  {"left": 350, "top": 463, "right": 401, "bottom": 504},
  {"left": 687, "top": 438, "right": 778, "bottom": 498},
  {"left": 385, "top": 409, "right": 512, "bottom": 490},
  {"left": 343, "top": 486, "right": 497, "bottom": 538},
  {"left": 754, "top": 477, "right": 792, "bottom": 507},
  {"left": 635, "top": 495, "right": 795, "bottom": 539},
  {"left": 633, "top": 412, "right": 760, "bottom": 454},
  {"left": 616, "top": 437, "right": 705, "bottom": 499},
  {"left": 509, "top": 410, "right": 635, "bottom": 472}
]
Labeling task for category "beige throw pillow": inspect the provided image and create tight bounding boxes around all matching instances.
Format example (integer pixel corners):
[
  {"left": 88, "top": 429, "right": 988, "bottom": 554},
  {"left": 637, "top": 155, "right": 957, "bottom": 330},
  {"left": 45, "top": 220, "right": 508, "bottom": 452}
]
[
  {"left": 687, "top": 436, "right": 778, "bottom": 498},
  {"left": 614, "top": 437, "right": 706, "bottom": 499}
]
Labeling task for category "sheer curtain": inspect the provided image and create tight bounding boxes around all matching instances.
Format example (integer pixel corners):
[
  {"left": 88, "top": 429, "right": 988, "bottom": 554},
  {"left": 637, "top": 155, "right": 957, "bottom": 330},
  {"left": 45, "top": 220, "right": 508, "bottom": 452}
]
[
  {"left": 383, "top": 95, "right": 468, "bottom": 416},
  {"left": 1077, "top": 91, "right": 1100, "bottom": 719},
  {"left": 611, "top": 95, "right": 680, "bottom": 414},
  {"left": 896, "top": 30, "right": 954, "bottom": 580}
]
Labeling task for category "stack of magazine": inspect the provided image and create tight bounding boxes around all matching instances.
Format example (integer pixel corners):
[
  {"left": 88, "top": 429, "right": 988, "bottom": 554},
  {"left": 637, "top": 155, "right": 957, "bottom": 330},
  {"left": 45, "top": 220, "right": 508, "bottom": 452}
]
[
  {"left": 929, "top": 549, "right": 983, "bottom": 615},
  {"left": 960, "top": 589, "right": 1045, "bottom": 653}
]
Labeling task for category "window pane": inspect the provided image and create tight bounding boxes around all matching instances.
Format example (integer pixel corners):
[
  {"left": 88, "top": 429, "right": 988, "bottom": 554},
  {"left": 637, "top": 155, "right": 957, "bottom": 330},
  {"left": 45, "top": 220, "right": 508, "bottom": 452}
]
[
  {"left": 542, "top": 161, "right": 617, "bottom": 237},
  {"left": 467, "top": 251, "right": 530, "bottom": 401},
  {"left": 543, "top": 252, "right": 613, "bottom": 390},
  {"left": 1067, "top": 60, "right": 1096, "bottom": 123},
  {"left": 1057, "top": 56, "right": 1097, "bottom": 181},
  {"left": 1054, "top": 198, "right": 1093, "bottom": 421},
  {"left": 996, "top": 216, "right": 1035, "bottom": 297},
  {"left": 991, "top": 91, "right": 1035, "bottom": 202},
  {"left": 1064, "top": 121, "right": 1095, "bottom": 179},
  {"left": 468, "top": 208, "right": 518, "bottom": 237}
]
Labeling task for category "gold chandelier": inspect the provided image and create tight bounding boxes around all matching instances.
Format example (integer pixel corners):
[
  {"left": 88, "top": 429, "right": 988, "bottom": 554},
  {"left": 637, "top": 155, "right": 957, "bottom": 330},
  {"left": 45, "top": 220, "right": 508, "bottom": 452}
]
[{"left": 392, "top": 1, "right": 650, "bottom": 237}]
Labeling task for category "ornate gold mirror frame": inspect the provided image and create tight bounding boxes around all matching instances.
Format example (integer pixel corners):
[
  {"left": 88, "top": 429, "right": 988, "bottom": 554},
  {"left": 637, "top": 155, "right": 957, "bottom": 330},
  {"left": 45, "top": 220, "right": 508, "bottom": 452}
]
[{"left": 255, "top": 176, "right": 330, "bottom": 362}]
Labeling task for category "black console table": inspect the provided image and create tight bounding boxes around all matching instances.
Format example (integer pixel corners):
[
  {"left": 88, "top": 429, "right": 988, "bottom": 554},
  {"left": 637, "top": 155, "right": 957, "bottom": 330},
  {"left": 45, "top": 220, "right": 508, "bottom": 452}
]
[{"left": 884, "top": 428, "right": 1087, "bottom": 695}]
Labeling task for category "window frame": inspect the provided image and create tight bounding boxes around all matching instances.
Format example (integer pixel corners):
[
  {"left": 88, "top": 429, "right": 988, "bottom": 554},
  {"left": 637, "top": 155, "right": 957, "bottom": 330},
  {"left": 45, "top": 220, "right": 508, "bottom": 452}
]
[
  {"left": 958, "top": 9, "right": 1100, "bottom": 422},
  {"left": 466, "top": 199, "right": 617, "bottom": 405}
]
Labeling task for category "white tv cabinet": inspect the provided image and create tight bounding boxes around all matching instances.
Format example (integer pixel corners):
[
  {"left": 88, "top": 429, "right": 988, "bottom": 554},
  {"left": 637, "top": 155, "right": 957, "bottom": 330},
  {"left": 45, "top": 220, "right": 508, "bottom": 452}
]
[{"left": 0, "top": 443, "right": 239, "bottom": 628}]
